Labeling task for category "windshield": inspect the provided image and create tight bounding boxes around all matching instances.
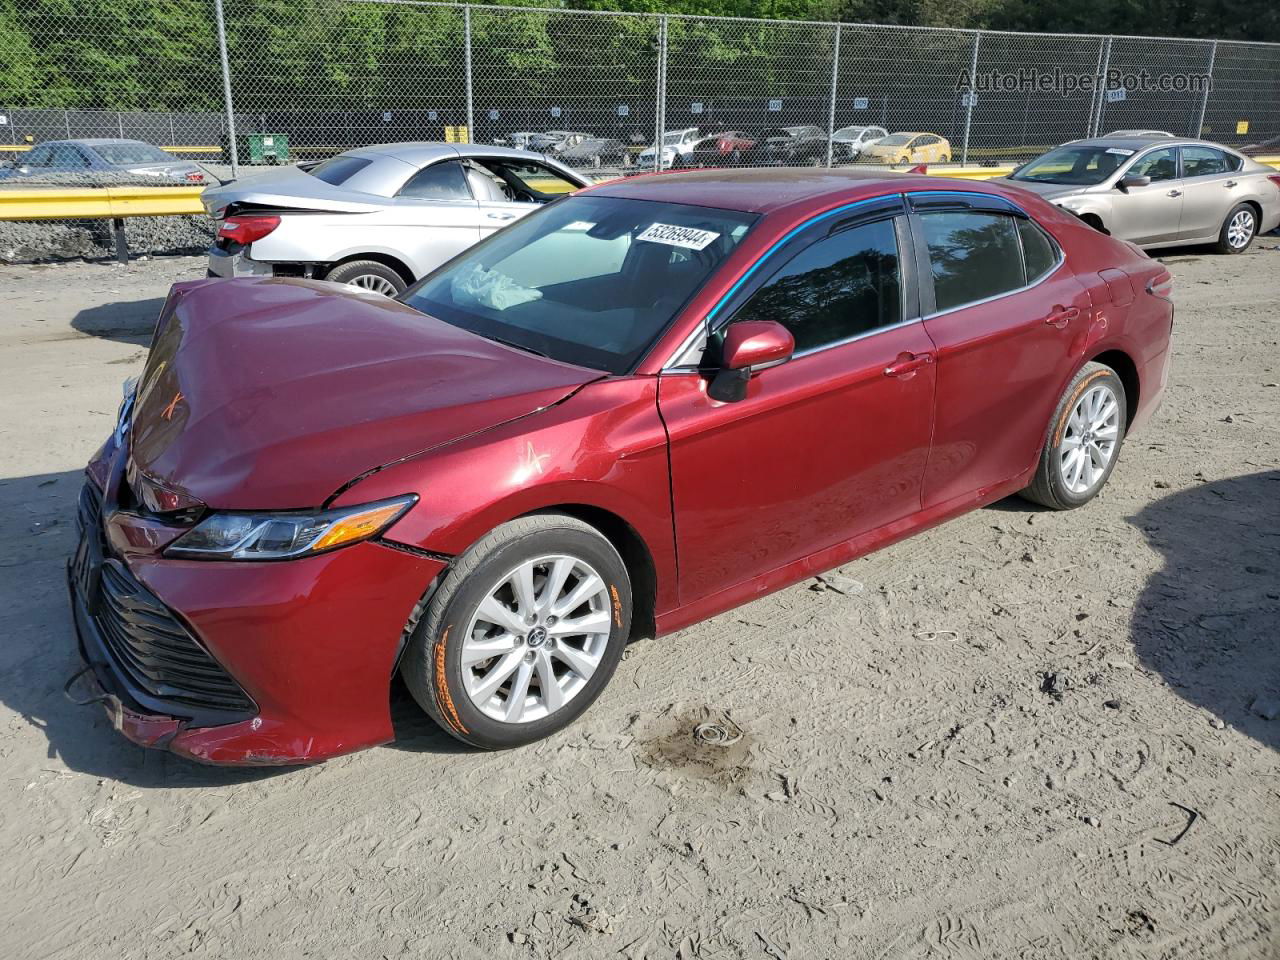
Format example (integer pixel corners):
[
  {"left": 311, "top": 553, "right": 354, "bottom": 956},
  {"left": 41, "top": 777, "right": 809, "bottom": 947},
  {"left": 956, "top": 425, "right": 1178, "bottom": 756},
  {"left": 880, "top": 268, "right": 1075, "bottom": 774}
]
[
  {"left": 877, "top": 134, "right": 912, "bottom": 146},
  {"left": 662, "top": 132, "right": 689, "bottom": 144},
  {"left": 834, "top": 127, "right": 866, "bottom": 138},
  {"left": 307, "top": 155, "right": 373, "bottom": 185},
  {"left": 93, "top": 142, "right": 174, "bottom": 165},
  {"left": 1012, "top": 145, "right": 1134, "bottom": 185},
  {"left": 404, "top": 195, "right": 756, "bottom": 374}
]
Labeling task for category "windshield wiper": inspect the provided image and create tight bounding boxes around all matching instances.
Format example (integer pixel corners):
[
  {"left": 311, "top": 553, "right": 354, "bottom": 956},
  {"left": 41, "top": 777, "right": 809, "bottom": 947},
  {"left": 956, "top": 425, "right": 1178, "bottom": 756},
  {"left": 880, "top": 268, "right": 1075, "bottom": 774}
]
[{"left": 488, "top": 334, "right": 551, "bottom": 359}]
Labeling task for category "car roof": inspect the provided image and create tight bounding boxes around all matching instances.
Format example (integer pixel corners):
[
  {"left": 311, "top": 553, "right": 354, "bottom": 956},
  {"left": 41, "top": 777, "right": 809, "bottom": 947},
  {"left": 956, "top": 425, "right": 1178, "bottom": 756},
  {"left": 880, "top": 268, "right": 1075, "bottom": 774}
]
[
  {"left": 586, "top": 167, "right": 1017, "bottom": 215},
  {"left": 347, "top": 142, "right": 556, "bottom": 165},
  {"left": 35, "top": 138, "right": 153, "bottom": 148},
  {"left": 1065, "top": 136, "right": 1231, "bottom": 151}
]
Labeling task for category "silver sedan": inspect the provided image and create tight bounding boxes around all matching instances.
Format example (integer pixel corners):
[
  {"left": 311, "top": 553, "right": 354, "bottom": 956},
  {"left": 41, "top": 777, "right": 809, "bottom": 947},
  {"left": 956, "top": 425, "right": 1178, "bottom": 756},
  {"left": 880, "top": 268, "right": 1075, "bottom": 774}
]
[
  {"left": 1001, "top": 136, "right": 1280, "bottom": 253},
  {"left": 201, "top": 143, "right": 591, "bottom": 295}
]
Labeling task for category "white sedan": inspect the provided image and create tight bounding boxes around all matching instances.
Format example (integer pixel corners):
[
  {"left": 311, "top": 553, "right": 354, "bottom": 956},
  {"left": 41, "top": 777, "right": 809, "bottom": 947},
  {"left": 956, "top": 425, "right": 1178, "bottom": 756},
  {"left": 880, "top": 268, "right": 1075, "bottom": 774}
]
[{"left": 202, "top": 143, "right": 591, "bottom": 295}]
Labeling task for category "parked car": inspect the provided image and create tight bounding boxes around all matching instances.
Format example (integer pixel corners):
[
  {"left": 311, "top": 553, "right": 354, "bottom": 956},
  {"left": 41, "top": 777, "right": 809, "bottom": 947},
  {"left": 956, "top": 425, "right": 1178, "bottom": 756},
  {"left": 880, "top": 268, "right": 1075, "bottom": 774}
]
[
  {"left": 1001, "top": 136, "right": 1280, "bottom": 252},
  {"left": 744, "top": 126, "right": 829, "bottom": 166},
  {"left": 1104, "top": 130, "right": 1174, "bottom": 138},
  {"left": 528, "top": 130, "right": 591, "bottom": 154},
  {"left": 559, "top": 137, "right": 627, "bottom": 168},
  {"left": 686, "top": 131, "right": 758, "bottom": 168},
  {"left": 638, "top": 127, "right": 702, "bottom": 170},
  {"left": 832, "top": 125, "right": 888, "bottom": 162},
  {"left": 494, "top": 132, "right": 540, "bottom": 151},
  {"left": 860, "top": 132, "right": 952, "bottom": 165},
  {"left": 71, "top": 167, "right": 1173, "bottom": 763},
  {"left": 0, "top": 138, "right": 208, "bottom": 183},
  {"left": 201, "top": 143, "right": 590, "bottom": 295}
]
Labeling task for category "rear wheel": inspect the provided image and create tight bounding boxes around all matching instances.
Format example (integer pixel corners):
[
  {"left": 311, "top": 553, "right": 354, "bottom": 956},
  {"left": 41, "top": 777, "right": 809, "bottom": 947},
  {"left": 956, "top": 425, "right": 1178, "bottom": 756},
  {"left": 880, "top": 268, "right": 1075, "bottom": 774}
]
[
  {"left": 402, "top": 514, "right": 632, "bottom": 749},
  {"left": 324, "top": 259, "right": 407, "bottom": 297},
  {"left": 1215, "top": 203, "right": 1257, "bottom": 254},
  {"left": 1020, "top": 362, "right": 1126, "bottom": 510}
]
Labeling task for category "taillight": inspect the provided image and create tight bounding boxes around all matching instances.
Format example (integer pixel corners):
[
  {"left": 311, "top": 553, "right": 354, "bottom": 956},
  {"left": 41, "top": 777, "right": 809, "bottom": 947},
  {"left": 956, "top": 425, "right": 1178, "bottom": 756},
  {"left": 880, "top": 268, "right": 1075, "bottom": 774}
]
[
  {"left": 1147, "top": 269, "right": 1173, "bottom": 301},
  {"left": 185, "top": 171, "right": 205, "bottom": 183},
  {"left": 1268, "top": 174, "right": 1280, "bottom": 192},
  {"left": 217, "top": 215, "right": 280, "bottom": 245}
]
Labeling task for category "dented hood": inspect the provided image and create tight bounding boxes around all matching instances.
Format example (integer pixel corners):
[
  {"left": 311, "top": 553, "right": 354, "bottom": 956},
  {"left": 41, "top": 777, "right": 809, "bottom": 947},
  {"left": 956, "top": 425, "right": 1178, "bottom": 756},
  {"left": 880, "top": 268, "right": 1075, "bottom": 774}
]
[{"left": 129, "top": 278, "right": 600, "bottom": 509}]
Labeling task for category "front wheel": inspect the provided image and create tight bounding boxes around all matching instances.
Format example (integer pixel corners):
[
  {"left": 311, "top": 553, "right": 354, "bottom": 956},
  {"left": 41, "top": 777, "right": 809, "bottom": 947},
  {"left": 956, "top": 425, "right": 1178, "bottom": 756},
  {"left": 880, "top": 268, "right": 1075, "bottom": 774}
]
[
  {"left": 402, "top": 514, "right": 632, "bottom": 749},
  {"left": 1020, "top": 362, "right": 1127, "bottom": 510},
  {"left": 1216, "top": 203, "right": 1257, "bottom": 254}
]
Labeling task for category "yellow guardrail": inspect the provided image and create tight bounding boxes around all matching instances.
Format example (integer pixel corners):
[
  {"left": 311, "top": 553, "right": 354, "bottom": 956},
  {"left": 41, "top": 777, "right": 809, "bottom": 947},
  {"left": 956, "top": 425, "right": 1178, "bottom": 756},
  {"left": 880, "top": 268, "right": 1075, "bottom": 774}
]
[
  {"left": 1, "top": 154, "right": 1276, "bottom": 224},
  {"left": 0, "top": 144, "right": 221, "bottom": 154},
  {"left": 0, "top": 185, "right": 204, "bottom": 220}
]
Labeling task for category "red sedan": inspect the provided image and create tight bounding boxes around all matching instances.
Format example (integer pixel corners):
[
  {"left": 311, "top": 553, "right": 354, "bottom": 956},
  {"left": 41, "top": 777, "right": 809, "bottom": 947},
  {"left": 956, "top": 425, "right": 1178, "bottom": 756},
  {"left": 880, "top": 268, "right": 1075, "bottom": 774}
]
[{"left": 68, "top": 169, "right": 1173, "bottom": 763}]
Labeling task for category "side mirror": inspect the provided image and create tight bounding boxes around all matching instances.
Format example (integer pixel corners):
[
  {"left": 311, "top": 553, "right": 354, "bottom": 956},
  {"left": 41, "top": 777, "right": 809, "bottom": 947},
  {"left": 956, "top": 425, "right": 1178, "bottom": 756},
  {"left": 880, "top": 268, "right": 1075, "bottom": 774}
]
[
  {"left": 707, "top": 320, "right": 795, "bottom": 403},
  {"left": 1118, "top": 174, "right": 1150, "bottom": 191}
]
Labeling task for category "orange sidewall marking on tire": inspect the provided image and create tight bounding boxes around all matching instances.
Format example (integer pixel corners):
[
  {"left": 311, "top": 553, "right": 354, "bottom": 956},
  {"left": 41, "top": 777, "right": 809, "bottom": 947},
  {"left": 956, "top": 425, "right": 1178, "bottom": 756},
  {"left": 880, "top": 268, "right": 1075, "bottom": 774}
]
[
  {"left": 1054, "top": 371, "right": 1110, "bottom": 449},
  {"left": 434, "top": 625, "right": 469, "bottom": 735},
  {"left": 610, "top": 585, "right": 623, "bottom": 628}
]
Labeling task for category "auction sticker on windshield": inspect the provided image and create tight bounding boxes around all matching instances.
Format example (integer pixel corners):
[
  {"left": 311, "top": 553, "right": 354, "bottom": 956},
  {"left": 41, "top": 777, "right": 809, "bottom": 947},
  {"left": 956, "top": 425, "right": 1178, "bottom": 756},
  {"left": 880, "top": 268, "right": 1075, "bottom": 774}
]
[
  {"left": 637, "top": 223, "right": 721, "bottom": 250},
  {"left": 1106, "top": 148, "right": 1135, "bottom": 156}
]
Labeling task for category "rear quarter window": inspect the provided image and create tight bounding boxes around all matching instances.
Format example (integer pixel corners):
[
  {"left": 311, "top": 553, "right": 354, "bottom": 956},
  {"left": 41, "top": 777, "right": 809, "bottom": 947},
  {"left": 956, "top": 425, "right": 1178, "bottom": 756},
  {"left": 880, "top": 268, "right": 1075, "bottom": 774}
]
[
  {"left": 1017, "top": 219, "right": 1060, "bottom": 284},
  {"left": 307, "top": 155, "right": 373, "bottom": 185}
]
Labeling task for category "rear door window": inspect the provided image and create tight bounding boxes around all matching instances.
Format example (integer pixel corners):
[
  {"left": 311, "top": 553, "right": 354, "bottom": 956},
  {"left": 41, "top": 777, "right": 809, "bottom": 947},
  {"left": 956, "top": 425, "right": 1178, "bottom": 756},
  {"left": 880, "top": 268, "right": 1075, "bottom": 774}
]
[
  {"left": 920, "top": 211, "right": 1025, "bottom": 312},
  {"left": 397, "top": 160, "right": 472, "bottom": 201},
  {"left": 1181, "top": 145, "right": 1239, "bottom": 177}
]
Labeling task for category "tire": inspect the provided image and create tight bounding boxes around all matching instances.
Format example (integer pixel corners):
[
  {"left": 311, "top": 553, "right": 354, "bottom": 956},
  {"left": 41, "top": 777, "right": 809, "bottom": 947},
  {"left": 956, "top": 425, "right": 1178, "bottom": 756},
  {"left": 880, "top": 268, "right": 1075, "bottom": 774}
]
[
  {"left": 1020, "top": 362, "right": 1127, "bottom": 510},
  {"left": 899, "top": 156, "right": 910, "bottom": 165},
  {"left": 323, "top": 259, "right": 407, "bottom": 297},
  {"left": 401, "top": 514, "right": 632, "bottom": 750},
  {"left": 939, "top": 154, "right": 950, "bottom": 163},
  {"left": 1215, "top": 203, "right": 1257, "bottom": 254}
]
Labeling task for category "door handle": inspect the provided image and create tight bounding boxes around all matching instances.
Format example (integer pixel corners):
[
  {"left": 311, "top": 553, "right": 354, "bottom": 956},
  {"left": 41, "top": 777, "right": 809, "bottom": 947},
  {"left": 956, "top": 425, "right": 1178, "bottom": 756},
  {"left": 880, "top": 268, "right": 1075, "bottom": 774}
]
[
  {"left": 1166, "top": 189, "right": 1182, "bottom": 198},
  {"left": 884, "top": 352, "right": 933, "bottom": 378},
  {"left": 487, "top": 212, "right": 517, "bottom": 221},
  {"left": 1044, "top": 305, "right": 1080, "bottom": 329},
  {"left": 1224, "top": 180, "right": 1238, "bottom": 188}
]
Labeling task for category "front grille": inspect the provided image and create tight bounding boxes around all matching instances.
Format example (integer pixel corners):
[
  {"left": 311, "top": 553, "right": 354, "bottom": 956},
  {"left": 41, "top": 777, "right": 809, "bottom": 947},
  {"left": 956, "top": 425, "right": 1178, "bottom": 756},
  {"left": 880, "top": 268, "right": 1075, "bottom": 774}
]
[{"left": 74, "top": 483, "right": 256, "bottom": 719}]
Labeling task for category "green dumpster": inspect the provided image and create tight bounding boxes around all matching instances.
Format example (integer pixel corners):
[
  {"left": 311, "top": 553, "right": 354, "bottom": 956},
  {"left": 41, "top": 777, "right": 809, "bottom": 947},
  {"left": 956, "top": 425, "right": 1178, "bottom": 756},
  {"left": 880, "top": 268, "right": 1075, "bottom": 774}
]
[{"left": 247, "top": 133, "right": 289, "bottom": 164}]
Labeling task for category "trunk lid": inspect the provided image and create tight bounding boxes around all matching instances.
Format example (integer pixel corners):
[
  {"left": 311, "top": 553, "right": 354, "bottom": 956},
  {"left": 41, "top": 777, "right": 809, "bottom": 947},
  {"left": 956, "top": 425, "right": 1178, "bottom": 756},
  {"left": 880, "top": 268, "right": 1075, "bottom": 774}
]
[
  {"left": 129, "top": 278, "right": 602, "bottom": 510},
  {"left": 201, "top": 166, "right": 388, "bottom": 218}
]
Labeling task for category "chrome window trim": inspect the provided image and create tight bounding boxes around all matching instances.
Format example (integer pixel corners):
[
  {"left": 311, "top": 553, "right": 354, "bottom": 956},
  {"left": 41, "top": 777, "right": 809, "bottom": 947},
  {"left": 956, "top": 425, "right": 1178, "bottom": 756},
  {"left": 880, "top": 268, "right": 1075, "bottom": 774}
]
[{"left": 659, "top": 189, "right": 1054, "bottom": 372}]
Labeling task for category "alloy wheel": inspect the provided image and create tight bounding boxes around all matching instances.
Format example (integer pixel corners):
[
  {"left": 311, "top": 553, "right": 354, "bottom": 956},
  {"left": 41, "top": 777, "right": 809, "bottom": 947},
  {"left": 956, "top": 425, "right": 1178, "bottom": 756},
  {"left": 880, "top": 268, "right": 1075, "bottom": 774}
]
[
  {"left": 1059, "top": 383, "right": 1120, "bottom": 494},
  {"left": 461, "top": 554, "right": 612, "bottom": 724},
  {"left": 345, "top": 274, "right": 401, "bottom": 297},
  {"left": 1227, "top": 210, "right": 1255, "bottom": 249}
]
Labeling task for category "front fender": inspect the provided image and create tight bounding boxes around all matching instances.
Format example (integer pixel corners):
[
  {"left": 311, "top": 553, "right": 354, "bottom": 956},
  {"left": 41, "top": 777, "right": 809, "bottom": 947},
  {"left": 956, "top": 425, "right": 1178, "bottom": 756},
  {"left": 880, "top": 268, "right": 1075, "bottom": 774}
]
[{"left": 330, "top": 378, "right": 679, "bottom": 613}]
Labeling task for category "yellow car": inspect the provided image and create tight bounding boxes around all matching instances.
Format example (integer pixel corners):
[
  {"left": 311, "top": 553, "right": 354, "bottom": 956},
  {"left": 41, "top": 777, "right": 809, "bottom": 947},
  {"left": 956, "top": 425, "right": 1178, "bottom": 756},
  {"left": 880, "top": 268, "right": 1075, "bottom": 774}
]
[{"left": 861, "top": 132, "right": 951, "bottom": 165}]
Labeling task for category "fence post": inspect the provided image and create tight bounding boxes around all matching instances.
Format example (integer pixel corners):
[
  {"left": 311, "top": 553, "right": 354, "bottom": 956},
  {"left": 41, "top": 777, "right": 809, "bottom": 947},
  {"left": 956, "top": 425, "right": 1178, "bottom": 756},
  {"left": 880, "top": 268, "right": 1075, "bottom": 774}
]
[
  {"left": 654, "top": 16, "right": 668, "bottom": 173},
  {"left": 213, "top": 0, "right": 240, "bottom": 176},
  {"left": 825, "top": 24, "right": 841, "bottom": 168},
  {"left": 1193, "top": 40, "right": 1217, "bottom": 138},
  {"left": 464, "top": 5, "right": 474, "bottom": 144},
  {"left": 64, "top": 108, "right": 71, "bottom": 138},
  {"left": 117, "top": 112, "right": 124, "bottom": 138},
  {"left": 960, "top": 31, "right": 981, "bottom": 166},
  {"left": 1091, "top": 37, "right": 1113, "bottom": 138}
]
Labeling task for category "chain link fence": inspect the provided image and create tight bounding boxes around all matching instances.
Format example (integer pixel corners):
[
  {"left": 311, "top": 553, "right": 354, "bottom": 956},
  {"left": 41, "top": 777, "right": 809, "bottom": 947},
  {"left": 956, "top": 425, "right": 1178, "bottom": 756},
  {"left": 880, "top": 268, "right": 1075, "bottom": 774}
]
[{"left": 2, "top": 0, "right": 1279, "bottom": 260}]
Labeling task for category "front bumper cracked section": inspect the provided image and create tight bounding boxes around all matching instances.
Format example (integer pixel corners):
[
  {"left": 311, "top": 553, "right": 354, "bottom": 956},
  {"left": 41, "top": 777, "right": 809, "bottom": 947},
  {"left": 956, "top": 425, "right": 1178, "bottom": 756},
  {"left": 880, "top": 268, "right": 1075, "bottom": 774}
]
[{"left": 70, "top": 488, "right": 447, "bottom": 765}]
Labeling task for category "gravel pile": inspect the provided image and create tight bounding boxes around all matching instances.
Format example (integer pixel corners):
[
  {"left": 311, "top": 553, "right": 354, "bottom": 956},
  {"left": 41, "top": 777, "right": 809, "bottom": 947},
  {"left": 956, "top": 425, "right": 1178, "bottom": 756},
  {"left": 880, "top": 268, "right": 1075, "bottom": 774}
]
[{"left": 0, "top": 172, "right": 216, "bottom": 263}]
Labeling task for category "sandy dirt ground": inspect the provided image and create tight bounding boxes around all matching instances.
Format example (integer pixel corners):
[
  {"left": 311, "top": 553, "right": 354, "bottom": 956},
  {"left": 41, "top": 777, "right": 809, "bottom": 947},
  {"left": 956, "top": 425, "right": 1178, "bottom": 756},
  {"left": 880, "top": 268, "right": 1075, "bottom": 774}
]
[{"left": 0, "top": 242, "right": 1277, "bottom": 960}]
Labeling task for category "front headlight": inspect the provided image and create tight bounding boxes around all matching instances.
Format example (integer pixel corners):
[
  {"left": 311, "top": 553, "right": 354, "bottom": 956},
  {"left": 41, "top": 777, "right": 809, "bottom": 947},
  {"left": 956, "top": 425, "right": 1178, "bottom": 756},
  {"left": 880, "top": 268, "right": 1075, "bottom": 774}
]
[{"left": 165, "top": 495, "right": 417, "bottom": 560}]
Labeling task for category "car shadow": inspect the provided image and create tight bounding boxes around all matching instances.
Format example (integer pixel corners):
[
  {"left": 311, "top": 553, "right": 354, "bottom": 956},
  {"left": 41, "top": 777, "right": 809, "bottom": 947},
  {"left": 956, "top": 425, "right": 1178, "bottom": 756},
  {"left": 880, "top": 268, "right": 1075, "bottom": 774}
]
[
  {"left": 70, "top": 297, "right": 166, "bottom": 346},
  {"left": 1129, "top": 471, "right": 1280, "bottom": 751}
]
